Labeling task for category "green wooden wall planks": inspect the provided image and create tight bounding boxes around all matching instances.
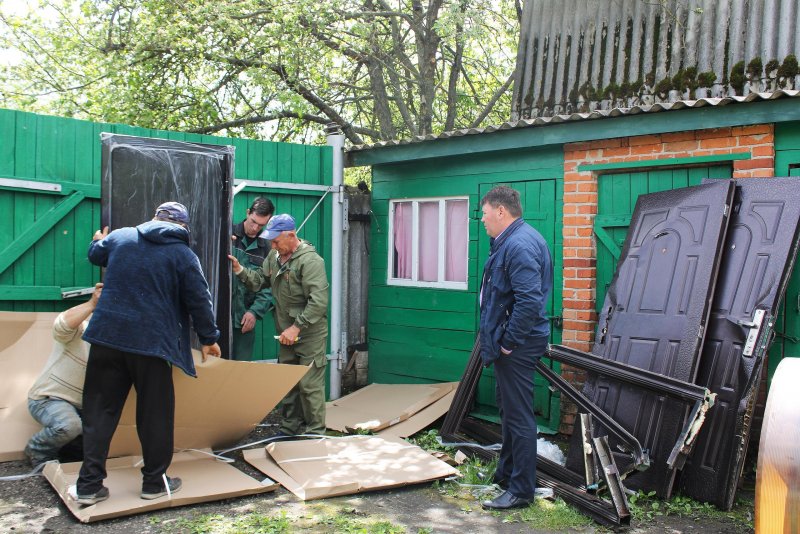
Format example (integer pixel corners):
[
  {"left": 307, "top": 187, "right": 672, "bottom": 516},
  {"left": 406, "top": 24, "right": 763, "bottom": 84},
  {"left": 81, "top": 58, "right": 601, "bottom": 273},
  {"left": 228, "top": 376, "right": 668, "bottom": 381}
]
[{"left": 368, "top": 144, "right": 564, "bottom": 427}]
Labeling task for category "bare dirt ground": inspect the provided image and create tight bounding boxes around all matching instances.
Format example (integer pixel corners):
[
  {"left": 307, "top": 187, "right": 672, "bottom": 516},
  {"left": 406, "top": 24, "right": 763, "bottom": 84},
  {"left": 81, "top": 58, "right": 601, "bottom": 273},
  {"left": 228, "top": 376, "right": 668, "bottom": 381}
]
[{"left": 0, "top": 418, "right": 754, "bottom": 534}]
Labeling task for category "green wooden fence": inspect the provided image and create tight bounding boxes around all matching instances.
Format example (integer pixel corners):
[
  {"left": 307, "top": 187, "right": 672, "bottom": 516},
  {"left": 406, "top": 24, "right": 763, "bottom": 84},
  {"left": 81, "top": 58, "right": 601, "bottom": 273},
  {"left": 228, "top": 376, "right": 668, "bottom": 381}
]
[{"left": 0, "top": 108, "right": 332, "bottom": 362}]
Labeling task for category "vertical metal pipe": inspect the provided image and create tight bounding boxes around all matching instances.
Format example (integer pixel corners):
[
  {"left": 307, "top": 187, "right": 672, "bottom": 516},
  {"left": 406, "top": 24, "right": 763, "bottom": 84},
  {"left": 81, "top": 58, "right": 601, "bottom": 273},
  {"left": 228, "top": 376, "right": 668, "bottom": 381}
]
[{"left": 326, "top": 126, "right": 345, "bottom": 400}]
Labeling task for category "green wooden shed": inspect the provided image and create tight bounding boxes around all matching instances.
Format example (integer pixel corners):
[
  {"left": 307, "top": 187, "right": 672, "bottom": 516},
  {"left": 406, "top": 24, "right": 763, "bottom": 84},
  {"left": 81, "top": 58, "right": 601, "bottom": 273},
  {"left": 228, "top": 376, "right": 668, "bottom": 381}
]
[{"left": 348, "top": 91, "right": 800, "bottom": 434}]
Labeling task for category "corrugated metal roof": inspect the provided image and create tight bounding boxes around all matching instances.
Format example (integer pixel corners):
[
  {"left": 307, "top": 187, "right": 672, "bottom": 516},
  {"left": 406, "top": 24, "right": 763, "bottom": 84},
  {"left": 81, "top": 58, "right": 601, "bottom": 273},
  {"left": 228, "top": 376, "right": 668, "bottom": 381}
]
[
  {"left": 511, "top": 0, "right": 800, "bottom": 121},
  {"left": 348, "top": 89, "right": 800, "bottom": 152}
]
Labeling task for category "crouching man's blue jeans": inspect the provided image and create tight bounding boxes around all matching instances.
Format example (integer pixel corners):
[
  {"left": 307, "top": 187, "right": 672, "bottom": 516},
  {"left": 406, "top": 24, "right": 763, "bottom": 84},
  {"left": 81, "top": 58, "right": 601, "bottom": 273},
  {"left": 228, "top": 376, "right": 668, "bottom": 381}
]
[{"left": 26, "top": 397, "right": 82, "bottom": 466}]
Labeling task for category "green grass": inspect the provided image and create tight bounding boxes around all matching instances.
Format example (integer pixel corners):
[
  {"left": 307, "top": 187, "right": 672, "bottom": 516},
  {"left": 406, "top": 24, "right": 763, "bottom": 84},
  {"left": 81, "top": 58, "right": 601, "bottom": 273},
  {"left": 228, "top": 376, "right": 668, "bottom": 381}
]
[
  {"left": 628, "top": 490, "right": 754, "bottom": 529},
  {"left": 157, "top": 507, "right": 420, "bottom": 534},
  {"left": 502, "top": 498, "right": 595, "bottom": 530},
  {"left": 162, "top": 511, "right": 292, "bottom": 533}
]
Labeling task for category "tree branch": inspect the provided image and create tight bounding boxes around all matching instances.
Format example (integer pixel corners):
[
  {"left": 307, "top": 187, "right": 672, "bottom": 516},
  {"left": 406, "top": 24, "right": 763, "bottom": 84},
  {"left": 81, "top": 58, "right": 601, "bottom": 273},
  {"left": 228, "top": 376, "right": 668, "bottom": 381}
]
[{"left": 469, "top": 72, "right": 514, "bottom": 128}]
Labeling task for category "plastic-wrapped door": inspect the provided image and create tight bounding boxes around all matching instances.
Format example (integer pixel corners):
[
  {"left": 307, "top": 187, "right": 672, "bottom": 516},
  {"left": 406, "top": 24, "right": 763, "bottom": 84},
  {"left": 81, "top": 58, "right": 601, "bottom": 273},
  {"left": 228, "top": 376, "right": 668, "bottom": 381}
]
[{"left": 101, "top": 134, "right": 233, "bottom": 357}]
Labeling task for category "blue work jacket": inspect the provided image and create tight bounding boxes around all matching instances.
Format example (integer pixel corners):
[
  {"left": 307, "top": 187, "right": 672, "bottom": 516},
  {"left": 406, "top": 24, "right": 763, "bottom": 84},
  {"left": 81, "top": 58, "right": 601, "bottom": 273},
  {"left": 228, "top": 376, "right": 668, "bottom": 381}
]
[
  {"left": 479, "top": 217, "right": 553, "bottom": 366},
  {"left": 83, "top": 221, "right": 220, "bottom": 377}
]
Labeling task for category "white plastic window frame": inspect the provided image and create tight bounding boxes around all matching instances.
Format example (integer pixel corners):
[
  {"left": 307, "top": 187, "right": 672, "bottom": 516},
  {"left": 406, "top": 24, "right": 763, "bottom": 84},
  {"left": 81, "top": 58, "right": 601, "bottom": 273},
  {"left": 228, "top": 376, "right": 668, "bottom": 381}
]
[{"left": 387, "top": 196, "right": 469, "bottom": 290}]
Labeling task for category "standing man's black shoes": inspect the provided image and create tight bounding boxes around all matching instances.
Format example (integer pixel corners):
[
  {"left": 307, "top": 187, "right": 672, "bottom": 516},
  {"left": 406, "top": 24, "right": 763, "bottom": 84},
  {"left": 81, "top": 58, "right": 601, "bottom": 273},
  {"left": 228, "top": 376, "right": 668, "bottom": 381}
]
[{"left": 481, "top": 490, "right": 533, "bottom": 510}]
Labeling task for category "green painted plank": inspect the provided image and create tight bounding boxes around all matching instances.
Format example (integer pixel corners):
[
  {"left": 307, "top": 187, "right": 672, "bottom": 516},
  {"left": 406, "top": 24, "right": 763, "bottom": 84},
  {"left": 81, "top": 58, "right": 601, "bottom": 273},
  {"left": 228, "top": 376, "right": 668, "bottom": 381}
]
[
  {"left": 248, "top": 137, "right": 264, "bottom": 181},
  {"left": 0, "top": 285, "right": 63, "bottom": 300},
  {"left": 305, "top": 145, "right": 321, "bottom": 185},
  {"left": 34, "top": 195, "right": 57, "bottom": 311},
  {"left": 370, "top": 148, "right": 562, "bottom": 183},
  {"left": 321, "top": 146, "right": 333, "bottom": 186},
  {"left": 37, "top": 114, "right": 76, "bottom": 181},
  {"left": 369, "top": 285, "right": 477, "bottom": 311},
  {"left": 292, "top": 144, "right": 306, "bottom": 185},
  {"left": 0, "top": 191, "right": 85, "bottom": 276},
  {"left": 373, "top": 169, "right": 559, "bottom": 201},
  {"left": 0, "top": 110, "right": 15, "bottom": 176},
  {"left": 262, "top": 141, "right": 278, "bottom": 182},
  {"left": 277, "top": 142, "right": 293, "bottom": 183},
  {"left": 368, "top": 305, "right": 475, "bottom": 330},
  {"left": 775, "top": 121, "right": 800, "bottom": 151},
  {"left": 368, "top": 340, "right": 472, "bottom": 383},
  {"left": 230, "top": 138, "right": 249, "bottom": 180},
  {"left": 369, "top": 322, "right": 475, "bottom": 351},
  {"left": 0, "top": 192, "right": 14, "bottom": 287}
]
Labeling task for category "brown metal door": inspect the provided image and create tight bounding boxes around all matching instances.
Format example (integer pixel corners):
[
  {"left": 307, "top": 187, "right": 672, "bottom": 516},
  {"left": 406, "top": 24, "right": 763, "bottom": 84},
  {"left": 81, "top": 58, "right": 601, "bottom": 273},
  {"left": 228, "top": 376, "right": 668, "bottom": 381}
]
[
  {"left": 680, "top": 178, "right": 800, "bottom": 509},
  {"left": 572, "top": 180, "right": 735, "bottom": 497}
]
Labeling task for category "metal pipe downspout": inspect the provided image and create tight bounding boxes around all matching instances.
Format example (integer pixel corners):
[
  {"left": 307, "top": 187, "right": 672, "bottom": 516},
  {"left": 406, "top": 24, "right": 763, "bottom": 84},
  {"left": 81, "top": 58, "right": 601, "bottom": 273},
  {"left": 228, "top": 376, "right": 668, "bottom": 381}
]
[{"left": 326, "top": 125, "right": 346, "bottom": 399}]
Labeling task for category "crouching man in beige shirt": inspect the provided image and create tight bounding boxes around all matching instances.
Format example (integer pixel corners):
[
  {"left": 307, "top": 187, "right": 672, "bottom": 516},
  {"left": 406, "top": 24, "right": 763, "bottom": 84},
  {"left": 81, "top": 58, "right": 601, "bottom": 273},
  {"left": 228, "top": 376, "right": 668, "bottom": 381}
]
[{"left": 25, "top": 283, "right": 102, "bottom": 468}]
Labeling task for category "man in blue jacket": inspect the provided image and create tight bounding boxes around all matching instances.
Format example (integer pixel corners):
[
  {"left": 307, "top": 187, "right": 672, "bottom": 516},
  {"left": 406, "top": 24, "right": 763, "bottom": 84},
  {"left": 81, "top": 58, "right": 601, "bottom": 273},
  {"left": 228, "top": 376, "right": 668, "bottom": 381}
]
[
  {"left": 478, "top": 186, "right": 553, "bottom": 510},
  {"left": 74, "top": 202, "right": 221, "bottom": 505}
]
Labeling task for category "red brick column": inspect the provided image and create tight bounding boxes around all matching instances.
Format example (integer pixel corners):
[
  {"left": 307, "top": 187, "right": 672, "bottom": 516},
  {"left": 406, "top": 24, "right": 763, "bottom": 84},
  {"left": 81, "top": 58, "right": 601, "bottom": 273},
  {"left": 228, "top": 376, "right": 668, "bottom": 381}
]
[{"left": 557, "top": 124, "right": 775, "bottom": 434}]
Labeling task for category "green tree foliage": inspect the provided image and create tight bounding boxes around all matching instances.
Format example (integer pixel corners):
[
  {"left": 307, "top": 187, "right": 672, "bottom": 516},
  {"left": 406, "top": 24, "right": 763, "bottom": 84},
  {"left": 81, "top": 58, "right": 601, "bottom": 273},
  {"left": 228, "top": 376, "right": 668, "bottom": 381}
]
[{"left": 0, "top": 0, "right": 520, "bottom": 144}]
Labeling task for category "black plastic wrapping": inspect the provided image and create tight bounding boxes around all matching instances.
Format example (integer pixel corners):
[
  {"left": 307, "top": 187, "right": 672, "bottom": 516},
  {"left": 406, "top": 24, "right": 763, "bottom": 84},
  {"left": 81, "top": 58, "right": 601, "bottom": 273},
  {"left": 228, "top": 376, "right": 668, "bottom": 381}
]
[{"left": 100, "top": 134, "right": 233, "bottom": 356}]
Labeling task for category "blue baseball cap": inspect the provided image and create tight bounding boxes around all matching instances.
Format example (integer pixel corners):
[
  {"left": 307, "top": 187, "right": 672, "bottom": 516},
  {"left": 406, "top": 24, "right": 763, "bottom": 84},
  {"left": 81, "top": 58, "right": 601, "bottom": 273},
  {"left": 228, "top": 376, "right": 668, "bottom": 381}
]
[
  {"left": 260, "top": 213, "right": 296, "bottom": 240},
  {"left": 154, "top": 201, "right": 190, "bottom": 225}
]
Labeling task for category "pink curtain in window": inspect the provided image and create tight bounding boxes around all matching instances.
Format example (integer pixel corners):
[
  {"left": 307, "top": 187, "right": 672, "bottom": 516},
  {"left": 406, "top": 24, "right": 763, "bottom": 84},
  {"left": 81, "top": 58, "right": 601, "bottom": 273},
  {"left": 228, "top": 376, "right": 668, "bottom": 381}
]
[
  {"left": 445, "top": 200, "right": 468, "bottom": 282},
  {"left": 418, "top": 202, "right": 439, "bottom": 281},
  {"left": 393, "top": 202, "right": 411, "bottom": 278}
]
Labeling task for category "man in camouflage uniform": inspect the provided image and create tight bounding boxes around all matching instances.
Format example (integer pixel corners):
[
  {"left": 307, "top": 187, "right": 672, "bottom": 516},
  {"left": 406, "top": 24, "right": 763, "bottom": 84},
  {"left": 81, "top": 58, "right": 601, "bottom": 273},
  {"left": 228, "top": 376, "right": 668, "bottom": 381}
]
[
  {"left": 229, "top": 214, "right": 329, "bottom": 435},
  {"left": 230, "top": 197, "right": 274, "bottom": 360}
]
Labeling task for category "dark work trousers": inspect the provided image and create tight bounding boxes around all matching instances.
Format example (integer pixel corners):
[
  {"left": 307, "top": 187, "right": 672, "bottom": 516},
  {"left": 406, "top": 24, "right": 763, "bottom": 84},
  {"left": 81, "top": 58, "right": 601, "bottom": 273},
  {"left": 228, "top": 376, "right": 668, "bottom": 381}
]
[
  {"left": 77, "top": 344, "right": 175, "bottom": 494},
  {"left": 493, "top": 336, "right": 548, "bottom": 499}
]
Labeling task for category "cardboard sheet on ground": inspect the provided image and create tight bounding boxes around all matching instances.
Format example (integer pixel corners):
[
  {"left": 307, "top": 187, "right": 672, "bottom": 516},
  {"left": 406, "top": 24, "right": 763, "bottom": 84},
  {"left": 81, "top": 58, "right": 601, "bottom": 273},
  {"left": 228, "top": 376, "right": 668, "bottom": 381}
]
[
  {"left": 108, "top": 355, "right": 310, "bottom": 457},
  {"left": 0, "top": 312, "right": 60, "bottom": 461},
  {"left": 325, "top": 382, "right": 457, "bottom": 433},
  {"left": 43, "top": 449, "right": 279, "bottom": 522},
  {"left": 376, "top": 389, "right": 457, "bottom": 438},
  {"left": 243, "top": 435, "right": 459, "bottom": 500}
]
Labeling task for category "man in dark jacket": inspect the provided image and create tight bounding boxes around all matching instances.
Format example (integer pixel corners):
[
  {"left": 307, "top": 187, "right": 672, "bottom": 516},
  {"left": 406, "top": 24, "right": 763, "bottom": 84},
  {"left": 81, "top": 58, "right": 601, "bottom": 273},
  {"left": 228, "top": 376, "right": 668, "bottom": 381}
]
[
  {"left": 478, "top": 186, "right": 553, "bottom": 510},
  {"left": 74, "top": 202, "right": 221, "bottom": 505},
  {"left": 230, "top": 197, "right": 274, "bottom": 360}
]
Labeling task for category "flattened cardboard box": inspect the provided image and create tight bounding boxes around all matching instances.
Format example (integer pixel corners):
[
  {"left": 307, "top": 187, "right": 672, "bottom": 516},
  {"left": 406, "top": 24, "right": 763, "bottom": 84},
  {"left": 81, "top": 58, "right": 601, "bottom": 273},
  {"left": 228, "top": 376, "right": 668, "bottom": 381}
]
[
  {"left": 42, "top": 358, "right": 308, "bottom": 521},
  {"left": 43, "top": 450, "right": 279, "bottom": 522},
  {"left": 325, "top": 382, "right": 457, "bottom": 433},
  {"left": 243, "top": 435, "right": 459, "bottom": 500},
  {"left": 0, "top": 312, "right": 60, "bottom": 461},
  {"left": 108, "top": 355, "right": 310, "bottom": 456}
]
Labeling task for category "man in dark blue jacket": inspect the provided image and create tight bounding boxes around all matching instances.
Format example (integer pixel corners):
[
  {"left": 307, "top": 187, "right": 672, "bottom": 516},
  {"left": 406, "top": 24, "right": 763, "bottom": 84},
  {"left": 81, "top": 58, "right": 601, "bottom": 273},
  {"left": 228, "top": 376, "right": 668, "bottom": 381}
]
[
  {"left": 478, "top": 186, "right": 553, "bottom": 510},
  {"left": 74, "top": 202, "right": 221, "bottom": 505}
]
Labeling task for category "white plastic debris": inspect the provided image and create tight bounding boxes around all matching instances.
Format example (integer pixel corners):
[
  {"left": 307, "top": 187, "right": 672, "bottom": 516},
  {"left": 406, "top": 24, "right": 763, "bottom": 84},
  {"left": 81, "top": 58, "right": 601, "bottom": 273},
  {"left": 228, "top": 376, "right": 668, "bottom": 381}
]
[{"left": 537, "top": 437, "right": 566, "bottom": 465}]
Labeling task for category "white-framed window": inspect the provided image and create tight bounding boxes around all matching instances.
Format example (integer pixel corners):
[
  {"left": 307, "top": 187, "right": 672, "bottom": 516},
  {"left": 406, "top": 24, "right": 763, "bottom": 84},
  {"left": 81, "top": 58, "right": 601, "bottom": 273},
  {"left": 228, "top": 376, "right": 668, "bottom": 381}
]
[{"left": 388, "top": 196, "right": 469, "bottom": 289}]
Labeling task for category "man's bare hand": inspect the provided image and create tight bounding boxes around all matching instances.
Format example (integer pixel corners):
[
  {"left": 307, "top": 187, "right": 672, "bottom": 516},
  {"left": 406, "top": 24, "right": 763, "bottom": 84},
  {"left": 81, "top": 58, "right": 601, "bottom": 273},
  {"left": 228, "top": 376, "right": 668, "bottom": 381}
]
[
  {"left": 279, "top": 324, "right": 301, "bottom": 346},
  {"left": 227, "top": 255, "right": 243, "bottom": 275},
  {"left": 89, "top": 283, "right": 104, "bottom": 307},
  {"left": 201, "top": 343, "right": 222, "bottom": 362},
  {"left": 241, "top": 311, "right": 256, "bottom": 333},
  {"left": 93, "top": 226, "right": 109, "bottom": 241}
]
